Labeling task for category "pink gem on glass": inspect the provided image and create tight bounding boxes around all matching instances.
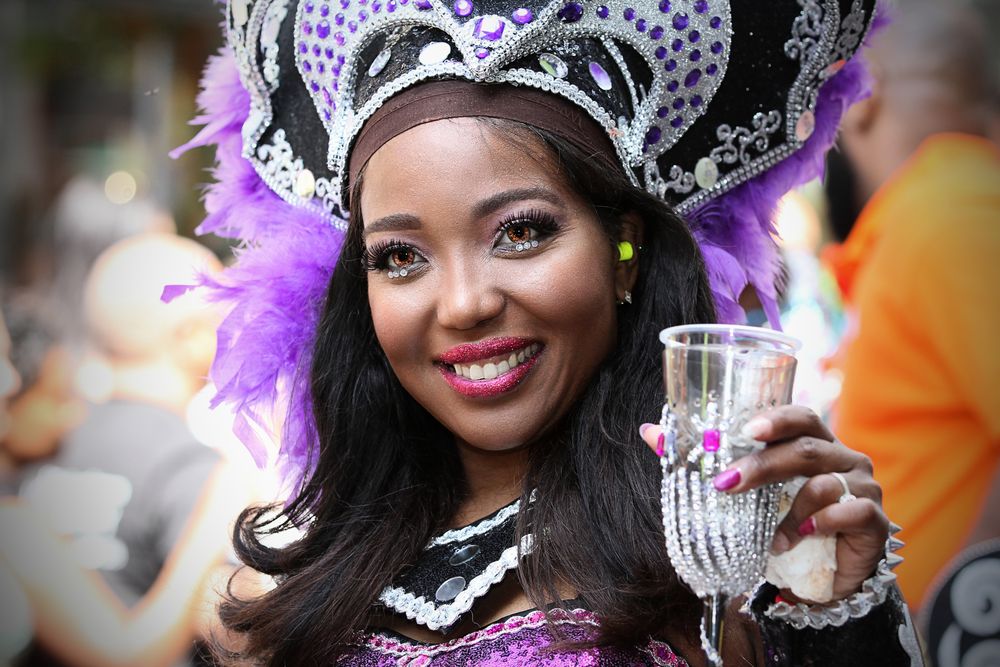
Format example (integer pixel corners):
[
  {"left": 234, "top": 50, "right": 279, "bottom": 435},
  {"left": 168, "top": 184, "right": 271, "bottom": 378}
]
[{"left": 703, "top": 428, "right": 720, "bottom": 452}]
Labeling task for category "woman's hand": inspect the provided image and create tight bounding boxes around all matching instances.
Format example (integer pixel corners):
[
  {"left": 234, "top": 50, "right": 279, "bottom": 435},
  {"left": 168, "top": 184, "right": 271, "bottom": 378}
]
[{"left": 640, "top": 405, "right": 889, "bottom": 602}]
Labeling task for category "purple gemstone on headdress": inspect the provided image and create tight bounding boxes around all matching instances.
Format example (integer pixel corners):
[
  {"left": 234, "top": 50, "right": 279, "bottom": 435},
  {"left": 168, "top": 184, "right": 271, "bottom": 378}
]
[
  {"left": 691, "top": 95, "right": 702, "bottom": 106},
  {"left": 671, "top": 38, "right": 683, "bottom": 52},
  {"left": 664, "top": 59, "right": 677, "bottom": 72},
  {"left": 689, "top": 30, "right": 700, "bottom": 42},
  {"left": 706, "top": 63, "right": 718, "bottom": 75},
  {"left": 337, "top": 53, "right": 346, "bottom": 64},
  {"left": 324, "top": 109, "right": 332, "bottom": 120},
  {"left": 317, "top": 61, "right": 326, "bottom": 72},
  {"left": 657, "top": 106, "right": 669, "bottom": 118},
  {"left": 710, "top": 41, "right": 723, "bottom": 54},
  {"left": 358, "top": 9, "right": 368, "bottom": 21},
  {"left": 415, "top": 0, "right": 431, "bottom": 7},
  {"left": 348, "top": 20, "right": 358, "bottom": 31},
  {"left": 305, "top": 0, "right": 315, "bottom": 11},
  {"left": 658, "top": 0, "right": 671, "bottom": 13},
  {"left": 512, "top": 7, "right": 533, "bottom": 23},
  {"left": 672, "top": 12, "right": 688, "bottom": 29},
  {"left": 475, "top": 47, "right": 490, "bottom": 58},
  {"left": 323, "top": 87, "right": 334, "bottom": 105},
  {"left": 340, "top": 0, "right": 350, "bottom": 7},
  {"left": 332, "top": 64, "right": 341, "bottom": 76},
  {"left": 321, "top": 4, "right": 330, "bottom": 16},
  {"left": 299, "top": 41, "right": 308, "bottom": 53},
  {"left": 672, "top": 97, "right": 685, "bottom": 109},
  {"left": 454, "top": 0, "right": 473, "bottom": 16},
  {"left": 372, "top": 2, "right": 381, "bottom": 12},
  {"left": 325, "top": 47, "right": 335, "bottom": 58},
  {"left": 596, "top": 5, "right": 609, "bottom": 18},
  {"left": 589, "top": 61, "right": 613, "bottom": 90},
  {"left": 302, "top": 20, "right": 313, "bottom": 34},
  {"left": 303, "top": 60, "right": 313, "bottom": 72},
  {"left": 335, "top": 11, "right": 345, "bottom": 24},
  {"left": 684, "top": 68, "right": 701, "bottom": 87},
  {"left": 690, "top": 49, "right": 701, "bottom": 62},
  {"left": 557, "top": 2, "right": 584, "bottom": 22},
  {"left": 311, "top": 80, "right": 320, "bottom": 92},
  {"left": 645, "top": 126, "right": 662, "bottom": 144},
  {"left": 670, "top": 115, "right": 683, "bottom": 128},
  {"left": 313, "top": 44, "right": 322, "bottom": 55},
  {"left": 317, "top": 21, "right": 331, "bottom": 38},
  {"left": 473, "top": 16, "right": 505, "bottom": 40},
  {"left": 667, "top": 79, "right": 678, "bottom": 92},
  {"left": 710, "top": 15, "right": 721, "bottom": 28},
  {"left": 636, "top": 18, "right": 647, "bottom": 32},
  {"left": 334, "top": 31, "right": 346, "bottom": 45},
  {"left": 655, "top": 46, "right": 667, "bottom": 59},
  {"left": 650, "top": 25, "right": 664, "bottom": 40},
  {"left": 694, "top": 0, "right": 707, "bottom": 13},
  {"left": 623, "top": 7, "right": 635, "bottom": 20},
  {"left": 387, "top": 0, "right": 396, "bottom": 11}
]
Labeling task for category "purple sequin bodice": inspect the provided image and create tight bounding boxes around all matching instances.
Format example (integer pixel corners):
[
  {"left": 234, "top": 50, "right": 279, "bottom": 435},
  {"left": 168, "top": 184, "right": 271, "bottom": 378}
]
[{"left": 344, "top": 608, "right": 687, "bottom": 665}]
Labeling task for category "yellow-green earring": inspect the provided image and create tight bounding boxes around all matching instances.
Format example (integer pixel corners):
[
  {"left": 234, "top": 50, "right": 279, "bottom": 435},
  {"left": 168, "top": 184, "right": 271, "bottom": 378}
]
[{"left": 617, "top": 241, "right": 634, "bottom": 262}]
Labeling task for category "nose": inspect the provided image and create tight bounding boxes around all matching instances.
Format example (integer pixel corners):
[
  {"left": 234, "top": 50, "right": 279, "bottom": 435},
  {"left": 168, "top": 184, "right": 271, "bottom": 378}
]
[{"left": 435, "top": 258, "right": 505, "bottom": 331}]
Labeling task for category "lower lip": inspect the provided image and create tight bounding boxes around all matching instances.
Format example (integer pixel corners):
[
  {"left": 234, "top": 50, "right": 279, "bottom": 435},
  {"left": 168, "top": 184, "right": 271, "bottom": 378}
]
[{"left": 439, "top": 352, "right": 541, "bottom": 398}]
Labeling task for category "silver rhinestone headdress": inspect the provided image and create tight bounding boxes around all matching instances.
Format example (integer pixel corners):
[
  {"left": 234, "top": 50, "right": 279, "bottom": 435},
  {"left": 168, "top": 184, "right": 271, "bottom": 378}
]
[{"left": 226, "top": 0, "right": 876, "bottom": 222}]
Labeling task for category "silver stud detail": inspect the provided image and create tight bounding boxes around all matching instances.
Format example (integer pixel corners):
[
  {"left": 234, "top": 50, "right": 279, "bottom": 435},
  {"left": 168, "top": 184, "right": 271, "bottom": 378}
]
[
  {"left": 538, "top": 53, "right": 568, "bottom": 78},
  {"left": 694, "top": 157, "right": 718, "bottom": 189},
  {"left": 295, "top": 168, "right": 316, "bottom": 198},
  {"left": 435, "top": 576, "right": 467, "bottom": 602},
  {"left": 419, "top": 41, "right": 452, "bottom": 65},
  {"left": 368, "top": 48, "right": 392, "bottom": 77}
]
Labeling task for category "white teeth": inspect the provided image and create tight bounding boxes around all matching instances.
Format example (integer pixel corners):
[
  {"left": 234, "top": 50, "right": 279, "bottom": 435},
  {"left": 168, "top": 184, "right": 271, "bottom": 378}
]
[{"left": 452, "top": 344, "right": 541, "bottom": 380}]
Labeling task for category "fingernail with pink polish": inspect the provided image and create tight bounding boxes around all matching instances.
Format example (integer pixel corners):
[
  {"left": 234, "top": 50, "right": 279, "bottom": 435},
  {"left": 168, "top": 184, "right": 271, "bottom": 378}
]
[
  {"left": 713, "top": 468, "right": 741, "bottom": 491},
  {"left": 797, "top": 516, "right": 816, "bottom": 537},
  {"left": 639, "top": 423, "right": 655, "bottom": 438},
  {"left": 655, "top": 432, "right": 665, "bottom": 457},
  {"left": 741, "top": 417, "right": 771, "bottom": 441}
]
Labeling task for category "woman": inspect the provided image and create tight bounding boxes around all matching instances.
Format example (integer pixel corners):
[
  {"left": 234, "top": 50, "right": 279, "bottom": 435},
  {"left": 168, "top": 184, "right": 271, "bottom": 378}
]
[{"left": 178, "top": 0, "right": 919, "bottom": 663}]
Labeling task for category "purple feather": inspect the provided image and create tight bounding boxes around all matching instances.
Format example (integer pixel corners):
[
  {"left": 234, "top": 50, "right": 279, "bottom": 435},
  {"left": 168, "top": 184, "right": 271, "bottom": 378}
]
[
  {"left": 690, "top": 6, "right": 885, "bottom": 327},
  {"left": 174, "top": 48, "right": 346, "bottom": 493}
]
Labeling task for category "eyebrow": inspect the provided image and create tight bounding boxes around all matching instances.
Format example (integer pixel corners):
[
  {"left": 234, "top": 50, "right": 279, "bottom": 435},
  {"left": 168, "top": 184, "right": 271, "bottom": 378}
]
[{"left": 363, "top": 186, "right": 564, "bottom": 238}]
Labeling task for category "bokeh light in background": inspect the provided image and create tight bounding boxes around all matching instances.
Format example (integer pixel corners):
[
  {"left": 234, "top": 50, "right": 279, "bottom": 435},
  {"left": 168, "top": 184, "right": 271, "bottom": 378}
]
[{"left": 0, "top": 0, "right": 225, "bottom": 289}]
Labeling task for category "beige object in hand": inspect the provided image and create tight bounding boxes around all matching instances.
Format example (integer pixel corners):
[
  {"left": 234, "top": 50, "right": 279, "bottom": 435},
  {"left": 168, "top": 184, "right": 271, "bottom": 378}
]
[{"left": 764, "top": 476, "right": 838, "bottom": 603}]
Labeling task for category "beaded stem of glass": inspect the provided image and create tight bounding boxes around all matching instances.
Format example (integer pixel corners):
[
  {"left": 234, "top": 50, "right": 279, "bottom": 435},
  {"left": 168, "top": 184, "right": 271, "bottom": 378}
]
[{"left": 658, "top": 402, "right": 782, "bottom": 666}]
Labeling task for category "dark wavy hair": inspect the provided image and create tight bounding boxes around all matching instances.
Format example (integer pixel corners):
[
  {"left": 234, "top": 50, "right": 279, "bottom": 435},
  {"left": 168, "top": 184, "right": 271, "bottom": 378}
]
[{"left": 219, "top": 118, "right": 717, "bottom": 664}]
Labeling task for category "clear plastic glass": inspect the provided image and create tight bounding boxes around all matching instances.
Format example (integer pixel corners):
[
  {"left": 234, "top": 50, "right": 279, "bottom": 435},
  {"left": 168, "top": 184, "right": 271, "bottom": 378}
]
[{"left": 657, "top": 324, "right": 800, "bottom": 666}]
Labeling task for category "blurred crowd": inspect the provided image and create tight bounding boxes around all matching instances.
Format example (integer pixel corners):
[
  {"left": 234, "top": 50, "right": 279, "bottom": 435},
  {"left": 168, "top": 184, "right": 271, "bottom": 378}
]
[{"left": 0, "top": 0, "right": 998, "bottom": 666}]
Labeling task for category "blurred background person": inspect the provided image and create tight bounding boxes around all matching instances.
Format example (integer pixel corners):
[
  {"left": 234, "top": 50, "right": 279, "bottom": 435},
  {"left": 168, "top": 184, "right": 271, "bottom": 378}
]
[
  {"left": 1, "top": 233, "right": 248, "bottom": 667},
  {"left": 827, "top": 0, "right": 1000, "bottom": 628}
]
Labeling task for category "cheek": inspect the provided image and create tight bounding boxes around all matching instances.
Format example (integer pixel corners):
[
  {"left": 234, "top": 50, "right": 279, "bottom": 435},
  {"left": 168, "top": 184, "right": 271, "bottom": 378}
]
[{"left": 368, "top": 282, "right": 432, "bottom": 369}]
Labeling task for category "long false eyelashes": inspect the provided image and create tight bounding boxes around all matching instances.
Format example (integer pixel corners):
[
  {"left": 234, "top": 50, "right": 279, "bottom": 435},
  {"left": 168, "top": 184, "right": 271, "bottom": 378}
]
[
  {"left": 495, "top": 209, "right": 561, "bottom": 241},
  {"left": 361, "top": 238, "right": 410, "bottom": 272}
]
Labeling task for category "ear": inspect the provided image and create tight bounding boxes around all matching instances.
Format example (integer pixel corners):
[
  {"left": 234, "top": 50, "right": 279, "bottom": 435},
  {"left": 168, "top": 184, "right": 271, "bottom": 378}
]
[{"left": 614, "top": 211, "right": 644, "bottom": 303}]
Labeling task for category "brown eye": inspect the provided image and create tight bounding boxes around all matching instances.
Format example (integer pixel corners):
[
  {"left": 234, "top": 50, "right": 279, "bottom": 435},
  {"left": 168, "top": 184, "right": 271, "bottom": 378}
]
[
  {"left": 506, "top": 224, "right": 532, "bottom": 244},
  {"left": 390, "top": 248, "right": 415, "bottom": 268}
]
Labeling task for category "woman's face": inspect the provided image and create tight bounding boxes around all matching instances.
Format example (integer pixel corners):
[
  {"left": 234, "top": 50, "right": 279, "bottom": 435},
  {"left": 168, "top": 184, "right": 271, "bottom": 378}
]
[{"left": 360, "top": 118, "right": 621, "bottom": 451}]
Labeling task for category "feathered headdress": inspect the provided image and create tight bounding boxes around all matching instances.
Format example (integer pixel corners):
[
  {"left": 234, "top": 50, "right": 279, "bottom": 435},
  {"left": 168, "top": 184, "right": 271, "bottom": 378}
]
[{"left": 174, "top": 0, "right": 881, "bottom": 491}]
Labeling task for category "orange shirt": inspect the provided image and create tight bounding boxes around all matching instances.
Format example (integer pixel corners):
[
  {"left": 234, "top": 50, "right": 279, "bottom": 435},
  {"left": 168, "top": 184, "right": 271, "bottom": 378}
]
[{"left": 832, "top": 134, "right": 1000, "bottom": 610}]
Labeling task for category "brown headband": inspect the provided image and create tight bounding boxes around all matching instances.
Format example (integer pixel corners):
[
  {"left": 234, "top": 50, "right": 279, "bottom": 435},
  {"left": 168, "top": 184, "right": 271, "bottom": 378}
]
[{"left": 346, "top": 80, "right": 621, "bottom": 206}]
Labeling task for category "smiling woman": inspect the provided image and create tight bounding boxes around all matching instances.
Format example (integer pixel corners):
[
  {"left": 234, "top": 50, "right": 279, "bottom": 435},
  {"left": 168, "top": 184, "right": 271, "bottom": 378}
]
[{"left": 179, "top": 0, "right": 922, "bottom": 664}]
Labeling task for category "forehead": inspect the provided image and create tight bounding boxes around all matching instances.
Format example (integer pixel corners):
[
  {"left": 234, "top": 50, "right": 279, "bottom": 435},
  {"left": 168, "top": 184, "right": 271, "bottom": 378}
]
[{"left": 358, "top": 118, "right": 563, "bottom": 218}]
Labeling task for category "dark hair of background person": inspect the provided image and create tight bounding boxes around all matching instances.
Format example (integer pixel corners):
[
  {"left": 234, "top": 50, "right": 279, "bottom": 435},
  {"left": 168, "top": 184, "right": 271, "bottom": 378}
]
[{"left": 217, "top": 118, "right": 716, "bottom": 664}]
